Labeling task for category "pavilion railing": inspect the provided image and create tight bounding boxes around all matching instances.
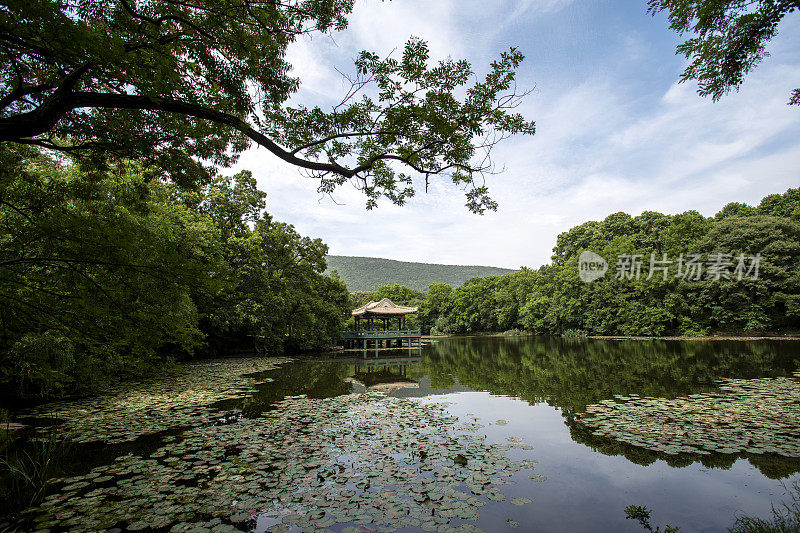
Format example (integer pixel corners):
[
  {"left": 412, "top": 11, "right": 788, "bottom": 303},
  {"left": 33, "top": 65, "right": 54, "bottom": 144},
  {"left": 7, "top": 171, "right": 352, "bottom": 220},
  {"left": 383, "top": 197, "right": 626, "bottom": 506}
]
[{"left": 341, "top": 329, "right": 421, "bottom": 339}]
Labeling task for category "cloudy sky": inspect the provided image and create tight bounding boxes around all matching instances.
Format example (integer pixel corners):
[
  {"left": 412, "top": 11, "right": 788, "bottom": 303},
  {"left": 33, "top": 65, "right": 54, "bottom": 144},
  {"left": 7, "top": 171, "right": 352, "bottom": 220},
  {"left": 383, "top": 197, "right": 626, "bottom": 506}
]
[{"left": 233, "top": 0, "right": 800, "bottom": 270}]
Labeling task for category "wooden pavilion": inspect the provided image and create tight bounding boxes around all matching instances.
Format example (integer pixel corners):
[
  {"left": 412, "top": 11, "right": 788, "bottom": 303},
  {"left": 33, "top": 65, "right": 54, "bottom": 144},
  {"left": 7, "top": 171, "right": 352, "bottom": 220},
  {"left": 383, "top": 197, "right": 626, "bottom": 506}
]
[{"left": 341, "top": 298, "right": 422, "bottom": 350}]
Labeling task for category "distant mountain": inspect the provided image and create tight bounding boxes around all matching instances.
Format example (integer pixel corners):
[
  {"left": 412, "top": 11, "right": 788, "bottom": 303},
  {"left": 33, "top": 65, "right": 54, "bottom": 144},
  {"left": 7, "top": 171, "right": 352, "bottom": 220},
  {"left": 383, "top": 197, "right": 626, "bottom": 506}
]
[{"left": 325, "top": 255, "right": 515, "bottom": 292}]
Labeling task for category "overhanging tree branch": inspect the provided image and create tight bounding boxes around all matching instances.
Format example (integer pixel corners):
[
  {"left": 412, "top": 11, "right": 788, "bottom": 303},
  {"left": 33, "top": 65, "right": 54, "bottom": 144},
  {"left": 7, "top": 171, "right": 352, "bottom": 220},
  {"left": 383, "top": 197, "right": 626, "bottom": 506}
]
[
  {"left": 0, "top": 90, "right": 359, "bottom": 177},
  {"left": 1, "top": 91, "right": 495, "bottom": 182},
  {"left": 1, "top": 2, "right": 535, "bottom": 212}
]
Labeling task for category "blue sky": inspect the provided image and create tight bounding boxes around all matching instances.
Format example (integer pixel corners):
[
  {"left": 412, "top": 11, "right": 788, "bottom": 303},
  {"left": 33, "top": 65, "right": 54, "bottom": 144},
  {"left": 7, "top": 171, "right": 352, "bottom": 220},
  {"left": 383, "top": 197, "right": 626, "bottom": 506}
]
[{"left": 233, "top": 0, "right": 800, "bottom": 269}]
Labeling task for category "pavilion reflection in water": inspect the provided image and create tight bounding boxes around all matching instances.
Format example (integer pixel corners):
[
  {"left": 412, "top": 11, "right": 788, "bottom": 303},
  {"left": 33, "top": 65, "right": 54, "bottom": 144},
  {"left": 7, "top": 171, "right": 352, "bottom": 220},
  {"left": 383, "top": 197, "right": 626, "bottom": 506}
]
[{"left": 345, "top": 354, "right": 423, "bottom": 395}]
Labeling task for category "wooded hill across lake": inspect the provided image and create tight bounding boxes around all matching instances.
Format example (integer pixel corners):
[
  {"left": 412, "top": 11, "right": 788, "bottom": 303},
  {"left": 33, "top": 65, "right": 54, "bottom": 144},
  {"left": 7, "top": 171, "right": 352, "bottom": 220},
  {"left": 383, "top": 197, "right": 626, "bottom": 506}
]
[{"left": 325, "top": 255, "right": 515, "bottom": 292}]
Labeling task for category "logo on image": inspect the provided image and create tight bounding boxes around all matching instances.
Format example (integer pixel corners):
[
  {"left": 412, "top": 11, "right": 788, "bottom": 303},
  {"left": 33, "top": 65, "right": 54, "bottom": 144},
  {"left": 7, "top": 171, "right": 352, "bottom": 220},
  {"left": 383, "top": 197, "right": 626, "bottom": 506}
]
[{"left": 578, "top": 251, "right": 608, "bottom": 282}]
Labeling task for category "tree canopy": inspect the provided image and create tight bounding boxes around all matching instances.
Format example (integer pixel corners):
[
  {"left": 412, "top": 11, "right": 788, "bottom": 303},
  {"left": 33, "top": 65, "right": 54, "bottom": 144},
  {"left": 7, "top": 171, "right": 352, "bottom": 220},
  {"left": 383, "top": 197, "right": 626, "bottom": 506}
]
[
  {"left": 0, "top": 0, "right": 535, "bottom": 212},
  {"left": 649, "top": 0, "right": 800, "bottom": 105},
  {"left": 386, "top": 187, "right": 800, "bottom": 337},
  {"left": 0, "top": 144, "right": 350, "bottom": 402}
]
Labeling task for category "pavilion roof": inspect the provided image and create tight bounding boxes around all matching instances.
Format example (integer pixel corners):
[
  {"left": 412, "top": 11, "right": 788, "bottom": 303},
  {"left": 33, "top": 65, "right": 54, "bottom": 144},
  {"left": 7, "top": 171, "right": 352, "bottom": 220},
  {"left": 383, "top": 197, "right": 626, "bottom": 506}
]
[{"left": 351, "top": 298, "right": 419, "bottom": 317}]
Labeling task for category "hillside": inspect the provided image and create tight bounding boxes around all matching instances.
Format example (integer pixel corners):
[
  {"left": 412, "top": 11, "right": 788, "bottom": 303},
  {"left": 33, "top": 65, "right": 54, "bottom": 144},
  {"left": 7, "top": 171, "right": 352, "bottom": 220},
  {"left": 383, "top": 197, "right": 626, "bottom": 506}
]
[{"left": 325, "top": 255, "right": 515, "bottom": 292}]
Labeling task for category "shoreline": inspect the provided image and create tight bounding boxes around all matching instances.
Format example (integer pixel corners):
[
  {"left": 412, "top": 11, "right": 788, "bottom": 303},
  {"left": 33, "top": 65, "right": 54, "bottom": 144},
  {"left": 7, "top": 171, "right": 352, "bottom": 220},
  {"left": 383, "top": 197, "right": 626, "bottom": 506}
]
[
  {"left": 422, "top": 333, "right": 800, "bottom": 341},
  {"left": 587, "top": 335, "right": 800, "bottom": 341}
]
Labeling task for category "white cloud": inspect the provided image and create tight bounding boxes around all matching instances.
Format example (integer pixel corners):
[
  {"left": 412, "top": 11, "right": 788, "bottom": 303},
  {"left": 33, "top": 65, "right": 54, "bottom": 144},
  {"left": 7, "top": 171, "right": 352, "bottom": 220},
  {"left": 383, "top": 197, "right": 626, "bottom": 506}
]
[
  {"left": 284, "top": 36, "right": 342, "bottom": 101},
  {"left": 345, "top": 0, "right": 464, "bottom": 59},
  {"left": 508, "top": 0, "right": 575, "bottom": 19},
  {"left": 233, "top": 2, "right": 800, "bottom": 271}
]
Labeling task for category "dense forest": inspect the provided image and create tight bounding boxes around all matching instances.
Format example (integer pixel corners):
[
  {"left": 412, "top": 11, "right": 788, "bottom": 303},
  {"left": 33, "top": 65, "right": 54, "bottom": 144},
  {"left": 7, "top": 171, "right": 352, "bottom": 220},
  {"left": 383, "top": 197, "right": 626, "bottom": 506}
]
[
  {"left": 325, "top": 256, "right": 513, "bottom": 292},
  {"left": 352, "top": 188, "right": 800, "bottom": 337},
  {"left": 0, "top": 146, "right": 350, "bottom": 403},
  {"left": 0, "top": 0, "right": 537, "bottom": 405}
]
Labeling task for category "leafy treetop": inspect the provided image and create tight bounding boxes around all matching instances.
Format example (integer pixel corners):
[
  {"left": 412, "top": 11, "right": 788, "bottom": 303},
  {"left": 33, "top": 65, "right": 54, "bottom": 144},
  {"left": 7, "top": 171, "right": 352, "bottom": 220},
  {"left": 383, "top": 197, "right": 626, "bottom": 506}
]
[
  {"left": 0, "top": 0, "right": 535, "bottom": 212},
  {"left": 649, "top": 0, "right": 800, "bottom": 105}
]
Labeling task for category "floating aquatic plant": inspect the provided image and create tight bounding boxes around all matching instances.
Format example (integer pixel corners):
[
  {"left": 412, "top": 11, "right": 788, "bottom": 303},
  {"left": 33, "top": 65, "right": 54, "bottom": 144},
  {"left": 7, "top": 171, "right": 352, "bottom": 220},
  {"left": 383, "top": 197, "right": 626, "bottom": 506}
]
[
  {"left": 16, "top": 388, "right": 539, "bottom": 532},
  {"left": 577, "top": 375, "right": 800, "bottom": 457},
  {"left": 19, "top": 358, "right": 292, "bottom": 444}
]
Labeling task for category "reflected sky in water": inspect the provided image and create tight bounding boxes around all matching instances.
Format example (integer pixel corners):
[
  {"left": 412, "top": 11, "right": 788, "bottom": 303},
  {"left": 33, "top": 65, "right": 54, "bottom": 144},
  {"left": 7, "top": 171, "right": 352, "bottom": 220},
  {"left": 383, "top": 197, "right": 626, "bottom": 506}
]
[{"left": 249, "top": 336, "right": 800, "bottom": 532}]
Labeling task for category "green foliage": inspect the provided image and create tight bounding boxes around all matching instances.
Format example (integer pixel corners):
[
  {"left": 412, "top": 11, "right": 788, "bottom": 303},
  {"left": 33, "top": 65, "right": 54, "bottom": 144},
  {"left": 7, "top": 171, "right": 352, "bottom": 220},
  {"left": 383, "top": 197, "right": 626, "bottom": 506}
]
[
  {"left": 716, "top": 202, "right": 757, "bottom": 220},
  {"left": 407, "top": 269, "right": 536, "bottom": 335},
  {"left": 168, "top": 170, "right": 351, "bottom": 356},
  {"left": 372, "top": 284, "right": 425, "bottom": 305},
  {"left": 758, "top": 189, "right": 800, "bottom": 218},
  {"left": 421, "top": 283, "right": 455, "bottom": 334},
  {"left": 411, "top": 188, "right": 800, "bottom": 338},
  {"left": 625, "top": 505, "right": 680, "bottom": 533},
  {"left": 196, "top": 182, "right": 350, "bottom": 355},
  {"left": 662, "top": 210, "right": 714, "bottom": 254},
  {"left": 0, "top": 145, "right": 212, "bottom": 400},
  {"left": 561, "top": 329, "right": 587, "bottom": 338},
  {"left": 0, "top": 430, "right": 73, "bottom": 515},
  {"left": 0, "top": 146, "right": 350, "bottom": 402},
  {"left": 649, "top": 0, "right": 799, "bottom": 105},
  {"left": 681, "top": 324, "right": 711, "bottom": 337},
  {"left": 1, "top": 0, "right": 534, "bottom": 211},
  {"left": 430, "top": 315, "right": 456, "bottom": 336},
  {"left": 325, "top": 256, "right": 514, "bottom": 292}
]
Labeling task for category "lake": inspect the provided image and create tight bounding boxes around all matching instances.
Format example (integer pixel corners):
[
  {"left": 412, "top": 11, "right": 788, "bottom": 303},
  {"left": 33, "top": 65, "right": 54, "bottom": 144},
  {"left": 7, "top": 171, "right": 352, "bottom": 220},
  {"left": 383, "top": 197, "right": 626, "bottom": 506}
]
[{"left": 8, "top": 336, "right": 800, "bottom": 532}]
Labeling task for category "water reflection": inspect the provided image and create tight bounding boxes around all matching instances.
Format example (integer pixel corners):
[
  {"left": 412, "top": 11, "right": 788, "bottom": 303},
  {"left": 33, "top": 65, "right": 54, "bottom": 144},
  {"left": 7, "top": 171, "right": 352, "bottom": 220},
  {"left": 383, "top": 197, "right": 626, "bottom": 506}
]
[
  {"left": 422, "top": 337, "right": 800, "bottom": 477},
  {"left": 249, "top": 337, "right": 800, "bottom": 478},
  {"left": 237, "top": 362, "right": 352, "bottom": 417},
  {"left": 240, "top": 336, "right": 800, "bottom": 420},
  {"left": 567, "top": 418, "right": 800, "bottom": 479},
  {"left": 421, "top": 336, "right": 800, "bottom": 411},
  {"left": 9, "top": 337, "right": 800, "bottom": 532},
  {"left": 346, "top": 358, "right": 420, "bottom": 395}
]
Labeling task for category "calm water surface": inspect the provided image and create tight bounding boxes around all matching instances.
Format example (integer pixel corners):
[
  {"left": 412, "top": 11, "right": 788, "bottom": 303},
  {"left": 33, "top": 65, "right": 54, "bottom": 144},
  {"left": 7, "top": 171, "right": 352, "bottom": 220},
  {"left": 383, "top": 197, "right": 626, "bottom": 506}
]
[{"left": 13, "top": 337, "right": 800, "bottom": 532}]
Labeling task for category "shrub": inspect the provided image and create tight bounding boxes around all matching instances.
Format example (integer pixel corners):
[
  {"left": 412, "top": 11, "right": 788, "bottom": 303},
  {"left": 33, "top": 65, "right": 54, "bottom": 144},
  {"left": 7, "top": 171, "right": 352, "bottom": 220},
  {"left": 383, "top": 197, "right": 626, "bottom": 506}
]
[{"left": 0, "top": 430, "right": 73, "bottom": 515}]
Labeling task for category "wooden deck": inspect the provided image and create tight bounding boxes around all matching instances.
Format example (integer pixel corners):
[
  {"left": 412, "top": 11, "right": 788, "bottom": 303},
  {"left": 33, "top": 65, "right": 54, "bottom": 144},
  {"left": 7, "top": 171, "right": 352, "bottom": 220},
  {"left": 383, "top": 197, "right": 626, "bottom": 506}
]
[{"left": 340, "top": 329, "right": 422, "bottom": 349}]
